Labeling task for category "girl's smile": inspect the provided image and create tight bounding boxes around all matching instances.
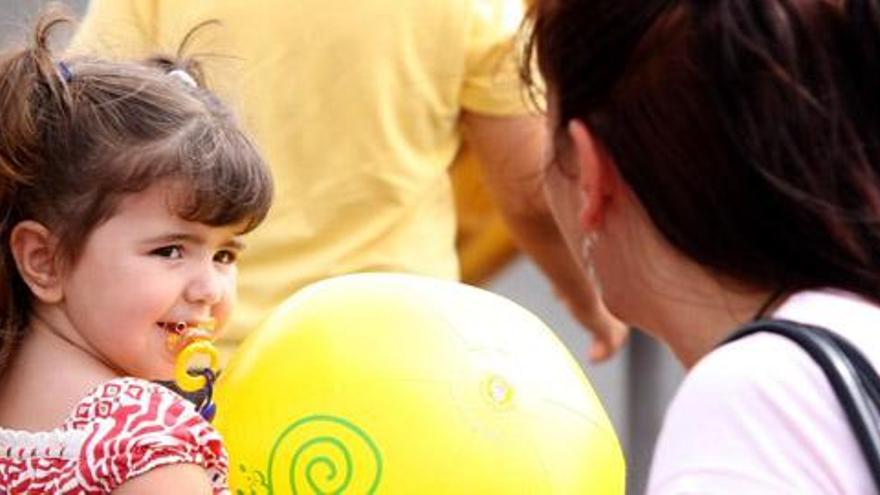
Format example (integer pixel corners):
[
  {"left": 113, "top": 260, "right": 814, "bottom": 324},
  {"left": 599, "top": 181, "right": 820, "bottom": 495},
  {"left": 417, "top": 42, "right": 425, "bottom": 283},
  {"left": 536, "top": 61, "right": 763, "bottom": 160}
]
[{"left": 158, "top": 320, "right": 217, "bottom": 354}]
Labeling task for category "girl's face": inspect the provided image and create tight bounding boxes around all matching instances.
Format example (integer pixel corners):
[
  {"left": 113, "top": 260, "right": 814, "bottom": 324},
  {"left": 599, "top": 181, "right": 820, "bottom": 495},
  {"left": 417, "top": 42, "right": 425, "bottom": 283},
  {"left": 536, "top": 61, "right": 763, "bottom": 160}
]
[{"left": 58, "top": 182, "right": 244, "bottom": 381}]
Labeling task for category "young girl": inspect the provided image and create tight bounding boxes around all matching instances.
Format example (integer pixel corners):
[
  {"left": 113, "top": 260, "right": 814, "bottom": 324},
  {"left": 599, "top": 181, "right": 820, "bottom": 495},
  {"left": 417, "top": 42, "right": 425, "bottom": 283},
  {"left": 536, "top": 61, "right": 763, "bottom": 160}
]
[
  {"left": 527, "top": 0, "right": 880, "bottom": 493},
  {"left": 0, "top": 10, "right": 272, "bottom": 494}
]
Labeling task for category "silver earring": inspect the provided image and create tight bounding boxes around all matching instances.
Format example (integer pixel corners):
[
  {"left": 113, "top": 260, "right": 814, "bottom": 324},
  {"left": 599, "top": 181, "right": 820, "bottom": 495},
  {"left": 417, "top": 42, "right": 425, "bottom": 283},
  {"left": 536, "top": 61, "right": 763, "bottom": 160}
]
[
  {"left": 580, "top": 231, "right": 599, "bottom": 261},
  {"left": 579, "top": 231, "right": 602, "bottom": 292}
]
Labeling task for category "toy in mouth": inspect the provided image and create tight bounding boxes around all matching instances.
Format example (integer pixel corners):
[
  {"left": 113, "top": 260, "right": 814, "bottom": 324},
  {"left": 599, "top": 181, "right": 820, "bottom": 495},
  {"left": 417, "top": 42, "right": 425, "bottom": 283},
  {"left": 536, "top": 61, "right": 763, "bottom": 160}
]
[
  {"left": 159, "top": 321, "right": 214, "bottom": 353},
  {"left": 161, "top": 320, "right": 219, "bottom": 422}
]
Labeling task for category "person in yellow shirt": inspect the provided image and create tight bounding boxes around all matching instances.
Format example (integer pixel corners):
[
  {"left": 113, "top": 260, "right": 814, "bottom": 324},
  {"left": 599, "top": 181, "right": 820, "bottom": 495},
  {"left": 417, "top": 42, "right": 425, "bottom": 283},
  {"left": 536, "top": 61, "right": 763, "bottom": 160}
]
[{"left": 71, "top": 0, "right": 626, "bottom": 361}]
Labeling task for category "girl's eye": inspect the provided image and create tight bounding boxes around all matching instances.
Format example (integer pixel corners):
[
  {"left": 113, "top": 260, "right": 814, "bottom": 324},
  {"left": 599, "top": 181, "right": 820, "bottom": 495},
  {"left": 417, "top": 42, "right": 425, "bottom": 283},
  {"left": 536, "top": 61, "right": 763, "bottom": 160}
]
[
  {"left": 152, "top": 245, "right": 183, "bottom": 259},
  {"left": 214, "top": 250, "right": 237, "bottom": 264}
]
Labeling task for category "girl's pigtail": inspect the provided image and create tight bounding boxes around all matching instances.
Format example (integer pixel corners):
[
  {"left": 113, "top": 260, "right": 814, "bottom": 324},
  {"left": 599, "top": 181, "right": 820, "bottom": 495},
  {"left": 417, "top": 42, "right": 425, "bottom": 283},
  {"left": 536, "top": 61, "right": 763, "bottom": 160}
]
[
  {"left": 146, "top": 19, "right": 221, "bottom": 88},
  {"left": 0, "top": 8, "right": 72, "bottom": 196},
  {"left": 0, "top": 8, "right": 73, "bottom": 375}
]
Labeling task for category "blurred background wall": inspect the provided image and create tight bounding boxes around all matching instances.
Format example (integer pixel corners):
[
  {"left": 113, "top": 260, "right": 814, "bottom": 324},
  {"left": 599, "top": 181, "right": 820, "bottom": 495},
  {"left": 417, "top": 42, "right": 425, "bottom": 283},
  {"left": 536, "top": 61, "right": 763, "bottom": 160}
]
[{"left": 0, "top": 1, "right": 685, "bottom": 492}]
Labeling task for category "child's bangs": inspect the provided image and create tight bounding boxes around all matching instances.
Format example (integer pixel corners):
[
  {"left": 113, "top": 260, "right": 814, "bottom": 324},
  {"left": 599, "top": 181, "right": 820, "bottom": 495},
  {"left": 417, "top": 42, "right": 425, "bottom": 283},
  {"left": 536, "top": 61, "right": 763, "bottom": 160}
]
[
  {"left": 176, "top": 123, "right": 272, "bottom": 233},
  {"left": 114, "top": 122, "right": 273, "bottom": 233}
]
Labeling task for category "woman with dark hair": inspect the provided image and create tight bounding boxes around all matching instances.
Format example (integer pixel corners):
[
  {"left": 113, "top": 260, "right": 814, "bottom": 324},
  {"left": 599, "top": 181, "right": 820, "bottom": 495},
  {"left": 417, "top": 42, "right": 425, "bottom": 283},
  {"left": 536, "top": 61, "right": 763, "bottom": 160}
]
[{"left": 526, "top": 0, "right": 880, "bottom": 492}]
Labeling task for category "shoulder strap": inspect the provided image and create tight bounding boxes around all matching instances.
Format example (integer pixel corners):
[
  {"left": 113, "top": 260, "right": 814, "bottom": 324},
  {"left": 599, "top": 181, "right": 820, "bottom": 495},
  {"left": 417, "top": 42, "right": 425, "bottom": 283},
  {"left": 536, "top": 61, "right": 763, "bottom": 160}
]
[{"left": 722, "top": 319, "right": 880, "bottom": 488}]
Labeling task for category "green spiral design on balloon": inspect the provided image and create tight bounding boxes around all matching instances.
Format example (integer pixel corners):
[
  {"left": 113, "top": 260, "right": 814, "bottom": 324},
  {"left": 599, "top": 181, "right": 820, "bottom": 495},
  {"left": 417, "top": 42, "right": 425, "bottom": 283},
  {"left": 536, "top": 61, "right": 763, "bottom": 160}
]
[{"left": 266, "top": 415, "right": 382, "bottom": 494}]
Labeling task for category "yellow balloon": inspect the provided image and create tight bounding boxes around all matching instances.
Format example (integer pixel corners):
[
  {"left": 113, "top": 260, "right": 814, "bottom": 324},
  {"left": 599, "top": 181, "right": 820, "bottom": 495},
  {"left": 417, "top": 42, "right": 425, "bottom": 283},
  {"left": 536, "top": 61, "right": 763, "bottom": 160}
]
[{"left": 215, "top": 273, "right": 625, "bottom": 494}]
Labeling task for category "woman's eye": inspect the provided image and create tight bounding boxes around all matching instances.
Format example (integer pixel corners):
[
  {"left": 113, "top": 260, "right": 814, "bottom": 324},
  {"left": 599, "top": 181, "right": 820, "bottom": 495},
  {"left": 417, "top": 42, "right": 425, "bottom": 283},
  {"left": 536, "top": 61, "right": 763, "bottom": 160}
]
[
  {"left": 152, "top": 245, "right": 183, "bottom": 259},
  {"left": 214, "top": 250, "right": 237, "bottom": 264}
]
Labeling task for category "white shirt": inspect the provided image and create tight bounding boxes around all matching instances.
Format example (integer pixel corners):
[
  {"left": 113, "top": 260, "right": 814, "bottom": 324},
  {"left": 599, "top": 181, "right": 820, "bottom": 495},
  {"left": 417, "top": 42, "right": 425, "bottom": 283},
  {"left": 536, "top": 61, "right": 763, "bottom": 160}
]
[{"left": 647, "top": 290, "right": 879, "bottom": 494}]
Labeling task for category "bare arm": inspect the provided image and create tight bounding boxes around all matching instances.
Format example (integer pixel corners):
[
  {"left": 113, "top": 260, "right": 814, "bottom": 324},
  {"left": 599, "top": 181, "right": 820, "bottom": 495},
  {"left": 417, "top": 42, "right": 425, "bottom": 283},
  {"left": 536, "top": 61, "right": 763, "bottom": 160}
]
[
  {"left": 460, "top": 111, "right": 628, "bottom": 361},
  {"left": 112, "top": 463, "right": 214, "bottom": 495}
]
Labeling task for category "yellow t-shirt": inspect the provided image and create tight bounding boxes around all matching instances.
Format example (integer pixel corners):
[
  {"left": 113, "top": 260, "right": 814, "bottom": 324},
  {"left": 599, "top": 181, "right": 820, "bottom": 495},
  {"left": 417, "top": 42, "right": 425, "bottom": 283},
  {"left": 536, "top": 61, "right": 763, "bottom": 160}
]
[{"left": 71, "top": 0, "right": 529, "bottom": 348}]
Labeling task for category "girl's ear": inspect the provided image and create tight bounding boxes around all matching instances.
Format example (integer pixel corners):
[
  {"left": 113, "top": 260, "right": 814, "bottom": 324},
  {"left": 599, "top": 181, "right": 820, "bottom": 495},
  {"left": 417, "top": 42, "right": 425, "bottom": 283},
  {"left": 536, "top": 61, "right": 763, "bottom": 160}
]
[
  {"left": 567, "top": 120, "right": 617, "bottom": 231},
  {"left": 10, "top": 220, "right": 64, "bottom": 303}
]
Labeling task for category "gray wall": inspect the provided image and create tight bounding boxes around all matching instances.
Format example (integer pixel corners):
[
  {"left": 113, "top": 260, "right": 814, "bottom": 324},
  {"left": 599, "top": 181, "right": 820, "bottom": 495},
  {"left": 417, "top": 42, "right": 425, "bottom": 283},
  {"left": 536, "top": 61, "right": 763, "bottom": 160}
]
[{"left": 0, "top": 0, "right": 86, "bottom": 28}]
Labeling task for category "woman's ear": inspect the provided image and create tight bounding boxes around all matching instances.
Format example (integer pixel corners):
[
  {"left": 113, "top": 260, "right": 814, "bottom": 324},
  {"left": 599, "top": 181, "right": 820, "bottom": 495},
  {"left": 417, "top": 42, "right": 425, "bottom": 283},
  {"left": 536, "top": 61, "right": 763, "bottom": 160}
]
[
  {"left": 567, "top": 120, "right": 616, "bottom": 231},
  {"left": 10, "top": 220, "right": 64, "bottom": 303}
]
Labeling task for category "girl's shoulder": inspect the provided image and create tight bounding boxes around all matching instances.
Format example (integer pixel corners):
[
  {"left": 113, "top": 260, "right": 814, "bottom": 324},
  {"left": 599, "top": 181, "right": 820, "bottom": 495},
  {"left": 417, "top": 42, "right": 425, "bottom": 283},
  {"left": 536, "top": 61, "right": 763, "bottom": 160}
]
[
  {"left": 0, "top": 377, "right": 229, "bottom": 494},
  {"left": 68, "top": 376, "right": 229, "bottom": 492},
  {"left": 66, "top": 376, "right": 197, "bottom": 429}
]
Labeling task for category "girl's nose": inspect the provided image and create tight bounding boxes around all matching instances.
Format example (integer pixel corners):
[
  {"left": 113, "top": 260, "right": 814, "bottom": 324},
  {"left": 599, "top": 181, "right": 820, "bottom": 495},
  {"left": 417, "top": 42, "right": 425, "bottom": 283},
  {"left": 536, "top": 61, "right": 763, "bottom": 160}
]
[{"left": 184, "top": 266, "right": 225, "bottom": 306}]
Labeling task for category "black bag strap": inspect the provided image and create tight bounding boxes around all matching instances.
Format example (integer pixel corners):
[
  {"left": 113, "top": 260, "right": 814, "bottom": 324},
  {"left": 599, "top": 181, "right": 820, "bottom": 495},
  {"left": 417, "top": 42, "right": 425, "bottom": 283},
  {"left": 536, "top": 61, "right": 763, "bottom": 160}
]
[{"left": 722, "top": 319, "right": 880, "bottom": 489}]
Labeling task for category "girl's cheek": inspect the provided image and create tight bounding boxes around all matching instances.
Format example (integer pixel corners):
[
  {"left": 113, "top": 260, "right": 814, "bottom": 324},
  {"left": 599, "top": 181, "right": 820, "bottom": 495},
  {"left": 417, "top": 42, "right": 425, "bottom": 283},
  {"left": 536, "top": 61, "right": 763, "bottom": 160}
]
[
  {"left": 218, "top": 276, "right": 237, "bottom": 314},
  {"left": 224, "top": 272, "right": 237, "bottom": 299}
]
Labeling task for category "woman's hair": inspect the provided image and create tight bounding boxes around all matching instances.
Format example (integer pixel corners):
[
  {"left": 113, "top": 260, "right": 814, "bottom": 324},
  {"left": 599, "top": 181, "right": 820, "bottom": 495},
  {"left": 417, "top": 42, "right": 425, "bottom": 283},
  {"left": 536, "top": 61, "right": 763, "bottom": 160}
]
[
  {"left": 0, "top": 9, "right": 273, "bottom": 374},
  {"left": 524, "top": 0, "right": 880, "bottom": 302}
]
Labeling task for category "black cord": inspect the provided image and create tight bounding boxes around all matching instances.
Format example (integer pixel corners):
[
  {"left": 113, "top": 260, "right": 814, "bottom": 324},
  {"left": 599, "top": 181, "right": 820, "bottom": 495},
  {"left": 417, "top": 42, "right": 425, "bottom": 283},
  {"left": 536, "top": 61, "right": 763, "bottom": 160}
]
[{"left": 750, "top": 286, "right": 788, "bottom": 322}]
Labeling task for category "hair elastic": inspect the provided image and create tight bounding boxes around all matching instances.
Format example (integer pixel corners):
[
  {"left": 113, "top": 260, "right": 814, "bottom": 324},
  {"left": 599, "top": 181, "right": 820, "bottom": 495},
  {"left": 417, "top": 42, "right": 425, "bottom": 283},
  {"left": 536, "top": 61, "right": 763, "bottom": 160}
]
[
  {"left": 57, "top": 61, "right": 73, "bottom": 83},
  {"left": 167, "top": 68, "right": 197, "bottom": 88}
]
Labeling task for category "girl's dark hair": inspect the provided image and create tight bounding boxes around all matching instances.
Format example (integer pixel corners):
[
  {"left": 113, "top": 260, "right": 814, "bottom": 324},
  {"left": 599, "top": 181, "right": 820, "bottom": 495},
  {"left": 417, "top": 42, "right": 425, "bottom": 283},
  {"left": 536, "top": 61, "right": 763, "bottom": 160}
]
[
  {"left": 524, "top": 0, "right": 880, "bottom": 302},
  {"left": 0, "top": 8, "right": 273, "bottom": 374}
]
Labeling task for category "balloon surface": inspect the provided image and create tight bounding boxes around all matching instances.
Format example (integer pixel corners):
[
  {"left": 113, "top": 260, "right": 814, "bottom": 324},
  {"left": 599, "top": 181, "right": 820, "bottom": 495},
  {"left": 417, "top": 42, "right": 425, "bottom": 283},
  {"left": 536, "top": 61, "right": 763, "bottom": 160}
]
[{"left": 215, "top": 273, "right": 625, "bottom": 494}]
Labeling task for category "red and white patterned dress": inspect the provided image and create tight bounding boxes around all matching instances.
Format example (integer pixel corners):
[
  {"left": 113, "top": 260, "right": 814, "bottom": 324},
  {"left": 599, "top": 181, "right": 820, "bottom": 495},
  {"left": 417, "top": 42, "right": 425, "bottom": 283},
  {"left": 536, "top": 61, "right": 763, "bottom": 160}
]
[{"left": 0, "top": 377, "right": 229, "bottom": 494}]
